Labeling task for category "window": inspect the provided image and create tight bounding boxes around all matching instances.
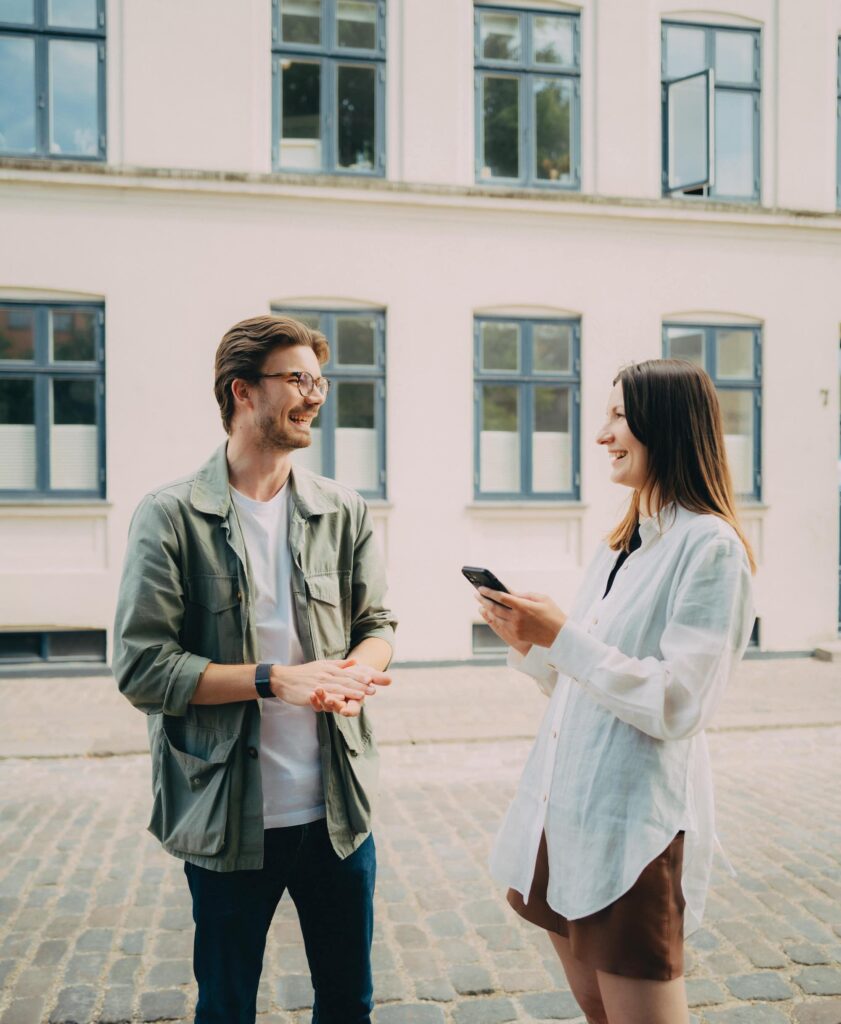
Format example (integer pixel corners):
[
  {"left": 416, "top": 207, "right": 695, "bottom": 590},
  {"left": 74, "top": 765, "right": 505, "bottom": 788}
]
[
  {"left": 472, "top": 623, "right": 507, "bottom": 656},
  {"left": 663, "top": 322, "right": 761, "bottom": 499},
  {"left": 475, "top": 5, "right": 580, "bottom": 189},
  {"left": 275, "top": 308, "right": 386, "bottom": 498},
  {"left": 271, "top": 0, "right": 386, "bottom": 175},
  {"left": 0, "top": 301, "right": 105, "bottom": 497},
  {"left": 0, "top": 628, "right": 106, "bottom": 663},
  {"left": 662, "top": 22, "right": 760, "bottom": 201},
  {"left": 474, "top": 316, "right": 580, "bottom": 499},
  {"left": 837, "top": 37, "right": 840, "bottom": 207},
  {"left": 0, "top": 0, "right": 105, "bottom": 160}
]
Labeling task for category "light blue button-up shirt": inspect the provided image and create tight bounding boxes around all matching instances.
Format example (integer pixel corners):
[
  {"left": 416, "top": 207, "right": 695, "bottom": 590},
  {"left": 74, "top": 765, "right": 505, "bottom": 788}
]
[{"left": 489, "top": 503, "right": 754, "bottom": 934}]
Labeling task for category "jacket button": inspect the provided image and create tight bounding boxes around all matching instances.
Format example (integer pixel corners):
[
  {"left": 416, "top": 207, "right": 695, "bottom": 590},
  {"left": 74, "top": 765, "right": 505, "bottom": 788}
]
[
  {"left": 237, "top": 591, "right": 243, "bottom": 602},
  {"left": 247, "top": 746, "right": 258, "bottom": 759}
]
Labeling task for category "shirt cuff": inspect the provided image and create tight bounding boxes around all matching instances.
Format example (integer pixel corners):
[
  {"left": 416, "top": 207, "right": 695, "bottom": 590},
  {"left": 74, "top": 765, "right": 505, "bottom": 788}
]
[
  {"left": 508, "top": 644, "right": 555, "bottom": 682},
  {"left": 546, "top": 618, "right": 609, "bottom": 684},
  {"left": 164, "top": 652, "right": 212, "bottom": 717}
]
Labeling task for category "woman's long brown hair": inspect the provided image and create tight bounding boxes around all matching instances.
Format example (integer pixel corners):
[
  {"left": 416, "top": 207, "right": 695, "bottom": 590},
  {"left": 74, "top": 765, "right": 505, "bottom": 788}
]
[{"left": 606, "top": 359, "right": 756, "bottom": 573}]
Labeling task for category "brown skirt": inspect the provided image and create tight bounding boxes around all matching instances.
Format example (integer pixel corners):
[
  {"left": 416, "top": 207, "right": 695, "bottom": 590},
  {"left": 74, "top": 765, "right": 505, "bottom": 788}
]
[{"left": 507, "top": 832, "right": 686, "bottom": 981}]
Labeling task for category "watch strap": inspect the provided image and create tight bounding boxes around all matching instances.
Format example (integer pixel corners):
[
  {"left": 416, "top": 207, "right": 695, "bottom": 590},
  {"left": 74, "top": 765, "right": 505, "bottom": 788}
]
[{"left": 255, "top": 662, "right": 274, "bottom": 699}]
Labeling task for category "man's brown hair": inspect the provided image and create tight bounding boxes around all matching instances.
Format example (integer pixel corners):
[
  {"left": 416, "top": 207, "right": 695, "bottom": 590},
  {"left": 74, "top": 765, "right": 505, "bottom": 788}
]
[
  {"left": 607, "top": 358, "right": 756, "bottom": 573},
  {"left": 214, "top": 315, "right": 329, "bottom": 434}
]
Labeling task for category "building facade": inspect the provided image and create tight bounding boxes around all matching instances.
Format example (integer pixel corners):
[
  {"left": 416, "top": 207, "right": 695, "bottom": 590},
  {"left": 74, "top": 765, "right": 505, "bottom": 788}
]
[{"left": 0, "top": 0, "right": 840, "bottom": 667}]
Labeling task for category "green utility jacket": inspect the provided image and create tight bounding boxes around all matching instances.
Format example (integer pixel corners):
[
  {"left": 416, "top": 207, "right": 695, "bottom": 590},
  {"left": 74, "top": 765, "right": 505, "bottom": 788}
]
[{"left": 113, "top": 444, "right": 396, "bottom": 872}]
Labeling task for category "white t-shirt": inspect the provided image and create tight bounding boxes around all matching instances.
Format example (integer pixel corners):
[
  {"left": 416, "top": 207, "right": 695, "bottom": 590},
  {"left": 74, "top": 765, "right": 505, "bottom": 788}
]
[{"left": 231, "top": 483, "right": 325, "bottom": 829}]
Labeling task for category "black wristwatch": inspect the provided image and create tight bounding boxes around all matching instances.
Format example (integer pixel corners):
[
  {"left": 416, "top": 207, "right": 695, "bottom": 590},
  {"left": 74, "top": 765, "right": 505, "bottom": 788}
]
[{"left": 255, "top": 663, "right": 275, "bottom": 699}]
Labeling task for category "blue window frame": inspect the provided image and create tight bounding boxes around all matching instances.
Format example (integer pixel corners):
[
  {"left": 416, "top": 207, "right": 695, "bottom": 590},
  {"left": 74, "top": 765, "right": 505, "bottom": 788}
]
[
  {"left": 663, "top": 323, "right": 762, "bottom": 500},
  {"left": 0, "top": 301, "right": 105, "bottom": 499},
  {"left": 0, "top": 0, "right": 106, "bottom": 160},
  {"left": 271, "top": 0, "right": 386, "bottom": 176},
  {"left": 474, "top": 317, "right": 580, "bottom": 500},
  {"left": 661, "top": 21, "right": 761, "bottom": 202},
  {"left": 474, "top": 5, "right": 580, "bottom": 190},
  {"left": 274, "top": 307, "right": 386, "bottom": 499}
]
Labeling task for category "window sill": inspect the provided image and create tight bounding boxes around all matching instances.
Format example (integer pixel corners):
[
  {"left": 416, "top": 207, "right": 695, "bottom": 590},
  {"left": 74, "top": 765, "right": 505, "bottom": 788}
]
[
  {"left": 0, "top": 500, "right": 111, "bottom": 518},
  {"left": 467, "top": 501, "right": 587, "bottom": 518},
  {"left": 1, "top": 159, "right": 838, "bottom": 226}
]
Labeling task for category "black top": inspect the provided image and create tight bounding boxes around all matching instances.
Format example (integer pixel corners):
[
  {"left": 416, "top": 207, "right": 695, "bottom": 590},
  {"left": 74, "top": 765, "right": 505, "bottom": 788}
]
[{"left": 602, "top": 523, "right": 642, "bottom": 599}]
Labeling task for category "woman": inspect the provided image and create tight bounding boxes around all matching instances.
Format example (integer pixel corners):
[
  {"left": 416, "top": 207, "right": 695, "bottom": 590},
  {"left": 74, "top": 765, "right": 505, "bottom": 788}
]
[{"left": 477, "top": 359, "right": 755, "bottom": 1024}]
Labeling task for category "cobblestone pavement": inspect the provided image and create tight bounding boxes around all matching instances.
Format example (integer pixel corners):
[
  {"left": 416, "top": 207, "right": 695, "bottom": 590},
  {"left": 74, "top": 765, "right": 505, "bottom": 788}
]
[{"left": 2, "top": 663, "right": 841, "bottom": 1023}]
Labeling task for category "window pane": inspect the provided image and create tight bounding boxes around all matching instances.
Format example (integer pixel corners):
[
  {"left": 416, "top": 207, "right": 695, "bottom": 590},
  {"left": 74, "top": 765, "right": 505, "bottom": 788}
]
[
  {"left": 49, "top": 39, "right": 99, "bottom": 157},
  {"left": 288, "top": 311, "right": 322, "bottom": 330},
  {"left": 716, "top": 329, "right": 754, "bottom": 379},
  {"left": 666, "top": 327, "right": 704, "bottom": 366},
  {"left": 337, "top": 64, "right": 375, "bottom": 170},
  {"left": 534, "top": 323, "right": 572, "bottom": 373},
  {"left": 533, "top": 16, "right": 574, "bottom": 67},
  {"left": 480, "top": 11, "right": 521, "bottom": 62},
  {"left": 0, "top": 0, "right": 33, "bottom": 24},
  {"left": 281, "top": 0, "right": 320, "bottom": 45},
  {"left": 715, "top": 30, "right": 755, "bottom": 84},
  {"left": 480, "top": 384, "right": 520, "bottom": 493},
  {"left": 0, "top": 307, "right": 35, "bottom": 360},
  {"left": 337, "top": 0, "right": 376, "bottom": 50},
  {"left": 0, "top": 378, "right": 36, "bottom": 489},
  {"left": 664, "top": 25, "right": 706, "bottom": 78},
  {"left": 293, "top": 424, "right": 323, "bottom": 473},
  {"left": 336, "top": 316, "right": 376, "bottom": 365},
  {"left": 667, "top": 71, "right": 711, "bottom": 191},
  {"left": 480, "top": 322, "right": 519, "bottom": 372},
  {"left": 51, "top": 378, "right": 97, "bottom": 489},
  {"left": 335, "top": 381, "right": 378, "bottom": 492},
  {"left": 280, "top": 60, "right": 322, "bottom": 169},
  {"left": 48, "top": 0, "right": 97, "bottom": 29},
  {"left": 533, "top": 385, "right": 571, "bottom": 493},
  {"left": 481, "top": 75, "right": 519, "bottom": 180},
  {"left": 715, "top": 90, "right": 755, "bottom": 198},
  {"left": 0, "top": 35, "right": 36, "bottom": 153},
  {"left": 51, "top": 308, "right": 96, "bottom": 361},
  {"left": 535, "top": 77, "right": 572, "bottom": 182},
  {"left": 472, "top": 622, "right": 507, "bottom": 653},
  {"left": 718, "top": 389, "right": 754, "bottom": 494}
]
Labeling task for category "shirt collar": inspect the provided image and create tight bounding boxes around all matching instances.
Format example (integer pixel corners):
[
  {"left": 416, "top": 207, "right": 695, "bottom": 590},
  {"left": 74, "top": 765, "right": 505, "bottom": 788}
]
[
  {"left": 638, "top": 502, "right": 680, "bottom": 545},
  {"left": 190, "top": 443, "right": 340, "bottom": 520}
]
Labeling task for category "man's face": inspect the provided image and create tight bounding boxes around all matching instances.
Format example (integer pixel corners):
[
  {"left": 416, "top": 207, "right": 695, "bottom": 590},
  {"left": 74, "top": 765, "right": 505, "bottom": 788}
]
[{"left": 248, "top": 344, "right": 326, "bottom": 452}]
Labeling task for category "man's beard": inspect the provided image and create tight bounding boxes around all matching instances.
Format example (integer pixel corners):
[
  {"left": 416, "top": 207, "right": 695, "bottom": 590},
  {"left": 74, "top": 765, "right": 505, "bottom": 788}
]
[{"left": 255, "top": 410, "right": 312, "bottom": 452}]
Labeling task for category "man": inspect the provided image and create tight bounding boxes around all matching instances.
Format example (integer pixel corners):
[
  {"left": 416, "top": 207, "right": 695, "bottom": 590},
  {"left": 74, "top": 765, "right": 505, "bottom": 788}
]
[{"left": 113, "top": 315, "right": 396, "bottom": 1024}]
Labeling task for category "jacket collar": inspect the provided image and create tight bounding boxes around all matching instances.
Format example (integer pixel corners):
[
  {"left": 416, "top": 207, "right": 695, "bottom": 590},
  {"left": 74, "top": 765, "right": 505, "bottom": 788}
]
[{"left": 190, "top": 443, "right": 340, "bottom": 519}]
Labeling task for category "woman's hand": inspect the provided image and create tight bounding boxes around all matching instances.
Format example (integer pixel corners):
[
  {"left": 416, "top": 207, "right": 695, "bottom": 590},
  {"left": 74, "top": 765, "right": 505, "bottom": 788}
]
[{"left": 475, "top": 589, "right": 567, "bottom": 651}]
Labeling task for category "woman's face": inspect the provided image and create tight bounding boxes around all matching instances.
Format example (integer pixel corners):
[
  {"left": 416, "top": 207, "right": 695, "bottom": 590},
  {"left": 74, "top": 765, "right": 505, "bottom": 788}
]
[{"left": 597, "top": 381, "right": 649, "bottom": 491}]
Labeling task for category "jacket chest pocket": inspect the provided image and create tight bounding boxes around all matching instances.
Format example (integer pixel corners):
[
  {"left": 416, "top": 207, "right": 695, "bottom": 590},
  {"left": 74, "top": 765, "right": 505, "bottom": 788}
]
[
  {"left": 305, "top": 571, "right": 351, "bottom": 658},
  {"left": 183, "top": 574, "right": 242, "bottom": 663}
]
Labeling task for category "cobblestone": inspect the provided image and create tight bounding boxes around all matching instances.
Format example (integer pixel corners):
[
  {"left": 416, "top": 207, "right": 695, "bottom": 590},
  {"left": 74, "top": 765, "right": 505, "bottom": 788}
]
[{"left": 1, "top": 663, "right": 841, "bottom": 1022}]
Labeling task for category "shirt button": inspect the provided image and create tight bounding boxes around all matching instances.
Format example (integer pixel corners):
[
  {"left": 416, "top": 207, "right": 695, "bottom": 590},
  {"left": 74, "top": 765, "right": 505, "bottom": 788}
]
[
  {"left": 542, "top": 794, "right": 547, "bottom": 803},
  {"left": 247, "top": 746, "right": 258, "bottom": 759},
  {"left": 552, "top": 730, "right": 558, "bottom": 739}
]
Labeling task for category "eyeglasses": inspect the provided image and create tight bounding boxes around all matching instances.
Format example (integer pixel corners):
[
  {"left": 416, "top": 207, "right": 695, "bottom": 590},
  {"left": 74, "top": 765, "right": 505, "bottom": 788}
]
[{"left": 257, "top": 370, "right": 330, "bottom": 398}]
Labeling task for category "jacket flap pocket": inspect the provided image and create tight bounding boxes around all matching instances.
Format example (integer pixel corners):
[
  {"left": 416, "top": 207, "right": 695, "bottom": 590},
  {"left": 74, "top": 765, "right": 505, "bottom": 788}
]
[
  {"left": 153, "top": 733, "right": 239, "bottom": 857},
  {"left": 305, "top": 574, "right": 343, "bottom": 606},
  {"left": 168, "top": 735, "right": 238, "bottom": 776},
  {"left": 186, "top": 575, "right": 240, "bottom": 613}
]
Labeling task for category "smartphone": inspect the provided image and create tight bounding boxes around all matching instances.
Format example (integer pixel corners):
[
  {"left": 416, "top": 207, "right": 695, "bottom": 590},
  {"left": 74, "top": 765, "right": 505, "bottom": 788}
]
[{"left": 461, "top": 566, "right": 511, "bottom": 607}]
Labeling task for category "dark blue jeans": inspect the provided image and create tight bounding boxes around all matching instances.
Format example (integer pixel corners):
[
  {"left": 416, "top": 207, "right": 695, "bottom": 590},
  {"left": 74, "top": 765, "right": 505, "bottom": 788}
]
[{"left": 184, "top": 819, "right": 376, "bottom": 1024}]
